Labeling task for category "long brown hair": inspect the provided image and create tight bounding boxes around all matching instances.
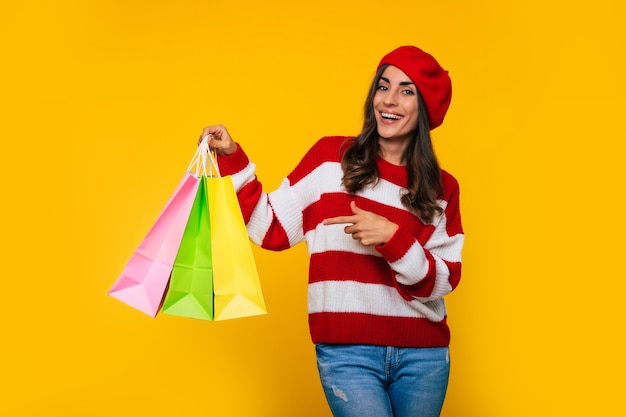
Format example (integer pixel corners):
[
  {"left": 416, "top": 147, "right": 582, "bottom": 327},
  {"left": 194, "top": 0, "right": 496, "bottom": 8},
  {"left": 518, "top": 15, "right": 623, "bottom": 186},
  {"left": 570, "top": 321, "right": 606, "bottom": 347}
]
[{"left": 341, "top": 64, "right": 444, "bottom": 222}]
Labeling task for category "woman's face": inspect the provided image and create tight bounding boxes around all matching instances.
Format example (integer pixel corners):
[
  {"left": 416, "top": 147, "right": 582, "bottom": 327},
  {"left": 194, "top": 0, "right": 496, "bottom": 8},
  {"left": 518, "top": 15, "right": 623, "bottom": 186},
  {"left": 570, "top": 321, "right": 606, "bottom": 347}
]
[{"left": 373, "top": 65, "right": 419, "bottom": 143}]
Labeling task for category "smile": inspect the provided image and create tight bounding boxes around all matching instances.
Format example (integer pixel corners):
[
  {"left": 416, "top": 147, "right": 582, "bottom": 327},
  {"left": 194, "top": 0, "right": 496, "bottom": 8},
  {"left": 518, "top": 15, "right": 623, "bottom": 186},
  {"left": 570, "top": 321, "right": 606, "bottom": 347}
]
[{"left": 381, "top": 112, "right": 402, "bottom": 120}]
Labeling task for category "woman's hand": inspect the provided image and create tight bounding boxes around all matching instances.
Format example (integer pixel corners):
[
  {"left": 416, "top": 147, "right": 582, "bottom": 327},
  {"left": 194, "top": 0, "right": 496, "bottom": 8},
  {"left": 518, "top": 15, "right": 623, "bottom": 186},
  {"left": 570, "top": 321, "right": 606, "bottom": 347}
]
[
  {"left": 198, "top": 124, "right": 238, "bottom": 155},
  {"left": 323, "top": 201, "right": 399, "bottom": 246}
]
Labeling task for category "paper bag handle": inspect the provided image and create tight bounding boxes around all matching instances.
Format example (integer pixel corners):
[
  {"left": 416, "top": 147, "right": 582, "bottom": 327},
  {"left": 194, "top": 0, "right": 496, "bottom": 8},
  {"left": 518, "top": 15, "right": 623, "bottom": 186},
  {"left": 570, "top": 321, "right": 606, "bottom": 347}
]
[{"left": 187, "top": 136, "right": 221, "bottom": 178}]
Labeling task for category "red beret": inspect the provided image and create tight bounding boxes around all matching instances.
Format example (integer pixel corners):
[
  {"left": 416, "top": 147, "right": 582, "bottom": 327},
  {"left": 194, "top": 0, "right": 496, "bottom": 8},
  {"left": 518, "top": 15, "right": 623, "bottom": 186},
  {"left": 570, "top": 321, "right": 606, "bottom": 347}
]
[{"left": 377, "top": 46, "right": 452, "bottom": 130}]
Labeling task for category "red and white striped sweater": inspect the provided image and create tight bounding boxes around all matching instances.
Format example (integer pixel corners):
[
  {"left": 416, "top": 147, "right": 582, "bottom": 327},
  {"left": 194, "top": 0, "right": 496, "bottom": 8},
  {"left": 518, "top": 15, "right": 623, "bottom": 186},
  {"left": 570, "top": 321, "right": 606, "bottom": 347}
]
[{"left": 217, "top": 136, "right": 464, "bottom": 348}]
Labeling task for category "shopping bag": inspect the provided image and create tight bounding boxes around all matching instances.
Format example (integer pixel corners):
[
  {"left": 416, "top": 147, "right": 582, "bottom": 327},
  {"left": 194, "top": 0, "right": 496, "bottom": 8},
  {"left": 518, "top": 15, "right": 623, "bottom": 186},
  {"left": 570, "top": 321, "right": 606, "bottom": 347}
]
[
  {"left": 208, "top": 164, "right": 267, "bottom": 320},
  {"left": 160, "top": 176, "right": 214, "bottom": 320},
  {"left": 107, "top": 171, "right": 200, "bottom": 317},
  {"left": 162, "top": 140, "right": 266, "bottom": 321}
]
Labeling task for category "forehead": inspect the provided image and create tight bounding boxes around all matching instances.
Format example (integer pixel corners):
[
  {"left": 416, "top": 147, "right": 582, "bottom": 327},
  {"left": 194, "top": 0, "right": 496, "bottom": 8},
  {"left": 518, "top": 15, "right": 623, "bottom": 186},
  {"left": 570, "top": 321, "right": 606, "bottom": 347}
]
[{"left": 380, "top": 65, "right": 413, "bottom": 83}]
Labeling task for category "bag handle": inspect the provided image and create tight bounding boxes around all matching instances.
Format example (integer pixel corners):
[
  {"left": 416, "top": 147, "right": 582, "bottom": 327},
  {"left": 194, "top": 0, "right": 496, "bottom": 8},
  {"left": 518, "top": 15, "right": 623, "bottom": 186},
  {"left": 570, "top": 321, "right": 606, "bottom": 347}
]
[{"left": 187, "top": 136, "right": 221, "bottom": 178}]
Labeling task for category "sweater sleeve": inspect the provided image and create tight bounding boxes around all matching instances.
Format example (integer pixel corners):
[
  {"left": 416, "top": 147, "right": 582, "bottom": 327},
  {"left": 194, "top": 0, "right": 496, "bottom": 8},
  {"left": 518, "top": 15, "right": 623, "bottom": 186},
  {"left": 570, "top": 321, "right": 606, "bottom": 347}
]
[
  {"left": 376, "top": 173, "right": 464, "bottom": 302},
  {"left": 214, "top": 143, "right": 305, "bottom": 251}
]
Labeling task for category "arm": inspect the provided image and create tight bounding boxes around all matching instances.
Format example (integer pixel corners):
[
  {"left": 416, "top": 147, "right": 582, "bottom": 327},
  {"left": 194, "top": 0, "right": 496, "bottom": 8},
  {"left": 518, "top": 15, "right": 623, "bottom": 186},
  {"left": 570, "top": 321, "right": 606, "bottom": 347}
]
[
  {"left": 200, "top": 125, "right": 304, "bottom": 251},
  {"left": 377, "top": 177, "right": 464, "bottom": 302},
  {"left": 323, "top": 175, "right": 464, "bottom": 302}
]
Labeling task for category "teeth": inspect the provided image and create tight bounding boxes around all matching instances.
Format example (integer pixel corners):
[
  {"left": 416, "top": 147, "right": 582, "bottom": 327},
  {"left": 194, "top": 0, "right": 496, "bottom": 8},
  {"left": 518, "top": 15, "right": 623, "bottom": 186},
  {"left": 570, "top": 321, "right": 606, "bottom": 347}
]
[{"left": 381, "top": 112, "right": 402, "bottom": 120}]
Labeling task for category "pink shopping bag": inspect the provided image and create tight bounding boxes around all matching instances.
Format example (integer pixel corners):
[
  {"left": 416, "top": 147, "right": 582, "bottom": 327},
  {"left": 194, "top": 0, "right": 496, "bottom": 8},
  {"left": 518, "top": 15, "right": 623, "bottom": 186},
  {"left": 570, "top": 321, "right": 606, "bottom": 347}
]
[{"left": 108, "top": 172, "right": 200, "bottom": 317}]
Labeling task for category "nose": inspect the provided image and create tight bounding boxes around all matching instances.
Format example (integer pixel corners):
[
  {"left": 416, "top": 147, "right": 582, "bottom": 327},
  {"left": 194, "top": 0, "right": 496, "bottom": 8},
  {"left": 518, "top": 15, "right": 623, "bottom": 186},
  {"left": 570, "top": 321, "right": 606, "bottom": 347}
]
[{"left": 383, "top": 87, "right": 399, "bottom": 106}]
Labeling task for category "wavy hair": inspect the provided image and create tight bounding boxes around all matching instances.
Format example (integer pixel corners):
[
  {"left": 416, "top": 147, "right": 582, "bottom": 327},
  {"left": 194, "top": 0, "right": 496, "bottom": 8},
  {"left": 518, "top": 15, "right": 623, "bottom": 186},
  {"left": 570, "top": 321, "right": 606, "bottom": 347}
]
[{"left": 341, "top": 64, "right": 444, "bottom": 222}]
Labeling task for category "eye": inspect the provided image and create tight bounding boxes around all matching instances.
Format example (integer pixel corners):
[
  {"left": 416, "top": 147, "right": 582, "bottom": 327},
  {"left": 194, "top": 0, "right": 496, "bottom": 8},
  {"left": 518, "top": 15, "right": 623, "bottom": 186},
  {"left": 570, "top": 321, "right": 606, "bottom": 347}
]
[
  {"left": 402, "top": 89, "right": 415, "bottom": 95},
  {"left": 377, "top": 84, "right": 388, "bottom": 91}
]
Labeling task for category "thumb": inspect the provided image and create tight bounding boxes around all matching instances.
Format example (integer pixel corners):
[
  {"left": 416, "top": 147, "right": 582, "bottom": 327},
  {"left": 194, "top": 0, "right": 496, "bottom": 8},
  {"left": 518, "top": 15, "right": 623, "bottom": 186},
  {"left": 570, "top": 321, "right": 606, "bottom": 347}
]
[{"left": 350, "top": 200, "right": 364, "bottom": 214}]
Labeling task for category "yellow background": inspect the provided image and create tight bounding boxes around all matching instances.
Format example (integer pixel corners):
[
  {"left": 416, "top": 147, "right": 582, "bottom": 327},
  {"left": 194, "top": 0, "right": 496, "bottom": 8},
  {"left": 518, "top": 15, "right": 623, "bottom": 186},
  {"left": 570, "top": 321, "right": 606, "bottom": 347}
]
[{"left": 2, "top": 1, "right": 625, "bottom": 416}]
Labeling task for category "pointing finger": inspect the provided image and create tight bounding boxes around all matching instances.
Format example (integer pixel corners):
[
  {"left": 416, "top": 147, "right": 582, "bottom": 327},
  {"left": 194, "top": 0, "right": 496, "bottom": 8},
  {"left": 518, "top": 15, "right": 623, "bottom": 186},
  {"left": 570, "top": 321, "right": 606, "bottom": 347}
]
[{"left": 323, "top": 215, "right": 357, "bottom": 226}]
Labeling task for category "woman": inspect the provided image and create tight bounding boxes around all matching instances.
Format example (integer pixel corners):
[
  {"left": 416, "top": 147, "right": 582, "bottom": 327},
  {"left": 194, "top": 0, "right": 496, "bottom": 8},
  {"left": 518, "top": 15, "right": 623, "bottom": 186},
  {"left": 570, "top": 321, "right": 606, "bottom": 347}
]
[{"left": 200, "top": 45, "right": 464, "bottom": 417}]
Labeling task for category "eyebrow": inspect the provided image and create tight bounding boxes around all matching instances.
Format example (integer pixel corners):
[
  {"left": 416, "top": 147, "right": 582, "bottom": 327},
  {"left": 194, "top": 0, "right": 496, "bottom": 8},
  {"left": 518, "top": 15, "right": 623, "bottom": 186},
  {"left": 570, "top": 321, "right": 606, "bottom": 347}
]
[{"left": 380, "top": 76, "right": 415, "bottom": 86}]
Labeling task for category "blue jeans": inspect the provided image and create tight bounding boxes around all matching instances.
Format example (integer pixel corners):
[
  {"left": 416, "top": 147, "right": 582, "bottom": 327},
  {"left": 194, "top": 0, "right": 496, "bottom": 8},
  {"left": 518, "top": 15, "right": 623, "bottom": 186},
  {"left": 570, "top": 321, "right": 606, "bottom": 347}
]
[{"left": 315, "top": 344, "right": 450, "bottom": 417}]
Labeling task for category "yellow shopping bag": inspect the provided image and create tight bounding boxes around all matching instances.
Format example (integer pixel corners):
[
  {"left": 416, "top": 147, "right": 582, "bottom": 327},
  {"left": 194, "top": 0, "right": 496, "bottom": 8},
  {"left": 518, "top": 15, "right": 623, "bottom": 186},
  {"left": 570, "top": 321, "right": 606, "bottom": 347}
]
[{"left": 208, "top": 173, "right": 267, "bottom": 320}]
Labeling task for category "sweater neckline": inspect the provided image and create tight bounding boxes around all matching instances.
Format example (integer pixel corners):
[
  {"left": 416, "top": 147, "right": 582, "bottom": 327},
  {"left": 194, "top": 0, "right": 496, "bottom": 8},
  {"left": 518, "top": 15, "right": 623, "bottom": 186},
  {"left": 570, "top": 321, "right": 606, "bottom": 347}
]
[{"left": 376, "top": 155, "right": 408, "bottom": 187}]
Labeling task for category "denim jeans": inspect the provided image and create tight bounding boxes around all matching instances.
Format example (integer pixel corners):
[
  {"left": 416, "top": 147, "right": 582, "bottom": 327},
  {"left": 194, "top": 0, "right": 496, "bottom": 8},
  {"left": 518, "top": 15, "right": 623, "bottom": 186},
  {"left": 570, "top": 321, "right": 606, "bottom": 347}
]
[{"left": 315, "top": 344, "right": 450, "bottom": 417}]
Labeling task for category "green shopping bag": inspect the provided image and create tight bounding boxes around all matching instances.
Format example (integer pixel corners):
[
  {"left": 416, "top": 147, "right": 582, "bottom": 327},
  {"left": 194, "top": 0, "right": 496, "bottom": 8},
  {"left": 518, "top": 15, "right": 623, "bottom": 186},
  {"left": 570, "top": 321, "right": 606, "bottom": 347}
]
[{"left": 161, "top": 176, "right": 214, "bottom": 320}]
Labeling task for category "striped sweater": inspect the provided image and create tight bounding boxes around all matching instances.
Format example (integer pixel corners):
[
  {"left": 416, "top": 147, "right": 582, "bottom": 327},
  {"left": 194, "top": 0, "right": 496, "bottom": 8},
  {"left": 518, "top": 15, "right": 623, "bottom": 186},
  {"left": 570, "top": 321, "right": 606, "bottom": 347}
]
[{"left": 217, "top": 136, "right": 464, "bottom": 348}]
